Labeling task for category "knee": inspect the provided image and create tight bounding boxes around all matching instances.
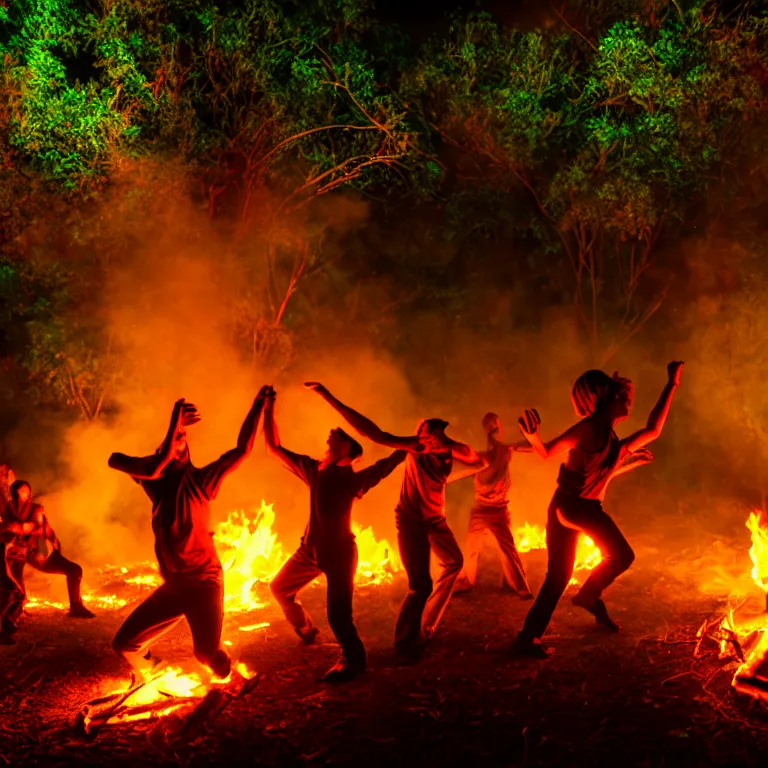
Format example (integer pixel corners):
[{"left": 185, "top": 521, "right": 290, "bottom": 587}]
[
  {"left": 70, "top": 563, "right": 83, "bottom": 580},
  {"left": 617, "top": 545, "right": 635, "bottom": 572}
]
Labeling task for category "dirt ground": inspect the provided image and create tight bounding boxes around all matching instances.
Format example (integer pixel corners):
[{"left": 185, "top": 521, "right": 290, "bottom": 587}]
[{"left": 1, "top": 531, "right": 767, "bottom": 768}]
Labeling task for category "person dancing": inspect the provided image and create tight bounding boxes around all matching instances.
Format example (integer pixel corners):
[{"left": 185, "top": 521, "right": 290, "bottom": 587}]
[
  {"left": 304, "top": 382, "right": 482, "bottom": 662},
  {"left": 453, "top": 412, "right": 533, "bottom": 598},
  {"left": 109, "top": 391, "right": 267, "bottom": 680},
  {"left": 511, "top": 362, "right": 683, "bottom": 658},
  {"left": 265, "top": 386, "right": 407, "bottom": 683}
]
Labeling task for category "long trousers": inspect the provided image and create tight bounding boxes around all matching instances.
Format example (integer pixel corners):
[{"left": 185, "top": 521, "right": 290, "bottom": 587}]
[
  {"left": 0, "top": 550, "right": 86, "bottom": 632},
  {"left": 270, "top": 539, "right": 366, "bottom": 669},
  {"left": 460, "top": 506, "right": 531, "bottom": 594},
  {"left": 394, "top": 515, "right": 463, "bottom": 649},
  {"left": 112, "top": 575, "right": 230, "bottom": 678},
  {"left": 0, "top": 558, "right": 24, "bottom": 633},
  {"left": 31, "top": 550, "right": 85, "bottom": 607},
  {"left": 520, "top": 491, "right": 635, "bottom": 640}
]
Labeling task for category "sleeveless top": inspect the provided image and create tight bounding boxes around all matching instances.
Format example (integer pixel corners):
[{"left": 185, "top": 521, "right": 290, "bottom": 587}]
[{"left": 556, "top": 433, "right": 622, "bottom": 501}]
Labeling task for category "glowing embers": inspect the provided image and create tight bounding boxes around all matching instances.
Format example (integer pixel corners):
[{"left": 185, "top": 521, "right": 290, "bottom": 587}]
[
  {"left": 699, "top": 511, "right": 768, "bottom": 702},
  {"left": 515, "top": 522, "right": 602, "bottom": 585},
  {"left": 78, "top": 662, "right": 258, "bottom": 733}
]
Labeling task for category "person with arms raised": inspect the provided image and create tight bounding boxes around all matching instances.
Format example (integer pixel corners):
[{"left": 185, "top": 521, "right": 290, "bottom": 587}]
[
  {"left": 304, "top": 382, "right": 483, "bottom": 662},
  {"left": 109, "top": 390, "right": 268, "bottom": 680},
  {"left": 265, "top": 385, "right": 408, "bottom": 683},
  {"left": 510, "top": 362, "right": 684, "bottom": 658}
]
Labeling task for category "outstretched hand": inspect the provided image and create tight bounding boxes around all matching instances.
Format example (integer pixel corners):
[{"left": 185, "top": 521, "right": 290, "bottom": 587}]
[
  {"left": 667, "top": 361, "right": 684, "bottom": 386},
  {"left": 518, "top": 409, "right": 541, "bottom": 437},
  {"left": 256, "top": 384, "right": 275, "bottom": 403},
  {"left": 304, "top": 381, "right": 329, "bottom": 397},
  {"left": 173, "top": 399, "right": 201, "bottom": 428}
]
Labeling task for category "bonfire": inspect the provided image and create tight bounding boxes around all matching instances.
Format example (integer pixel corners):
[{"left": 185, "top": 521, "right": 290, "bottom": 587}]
[{"left": 696, "top": 510, "right": 768, "bottom": 700}]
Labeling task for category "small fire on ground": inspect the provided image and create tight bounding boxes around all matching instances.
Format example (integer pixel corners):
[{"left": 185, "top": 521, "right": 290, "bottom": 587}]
[{"left": 697, "top": 510, "right": 768, "bottom": 701}]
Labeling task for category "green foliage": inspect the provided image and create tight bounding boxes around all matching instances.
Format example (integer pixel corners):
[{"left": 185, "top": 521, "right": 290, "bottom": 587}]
[
  {"left": 0, "top": 0, "right": 767, "bottom": 413},
  {"left": 404, "top": 6, "right": 768, "bottom": 361}
]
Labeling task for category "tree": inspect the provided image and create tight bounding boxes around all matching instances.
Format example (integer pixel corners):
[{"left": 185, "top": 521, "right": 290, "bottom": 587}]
[{"left": 405, "top": 5, "right": 768, "bottom": 363}]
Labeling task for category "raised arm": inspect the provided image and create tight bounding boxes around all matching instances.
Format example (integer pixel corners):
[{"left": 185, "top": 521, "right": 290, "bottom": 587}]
[
  {"left": 108, "top": 399, "right": 198, "bottom": 479},
  {"left": 263, "top": 390, "right": 314, "bottom": 482},
  {"left": 196, "top": 388, "right": 270, "bottom": 499},
  {"left": 213, "top": 388, "right": 269, "bottom": 469},
  {"left": 620, "top": 362, "right": 683, "bottom": 453},
  {"left": 304, "top": 382, "right": 426, "bottom": 452},
  {"left": 518, "top": 409, "right": 587, "bottom": 459}
]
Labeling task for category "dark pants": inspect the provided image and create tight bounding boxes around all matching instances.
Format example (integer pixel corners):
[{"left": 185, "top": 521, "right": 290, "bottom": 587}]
[
  {"left": 112, "top": 575, "right": 230, "bottom": 678},
  {"left": 270, "top": 540, "right": 365, "bottom": 669},
  {"left": 395, "top": 516, "right": 464, "bottom": 649},
  {"left": 520, "top": 491, "right": 635, "bottom": 640},
  {"left": 30, "top": 550, "right": 85, "bottom": 608},
  {"left": 459, "top": 506, "right": 531, "bottom": 594},
  {"left": 0, "top": 558, "right": 25, "bottom": 633}
]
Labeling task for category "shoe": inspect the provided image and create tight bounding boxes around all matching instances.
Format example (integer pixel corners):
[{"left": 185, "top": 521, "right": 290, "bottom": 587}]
[
  {"left": 210, "top": 648, "right": 232, "bottom": 680},
  {"left": 572, "top": 596, "right": 620, "bottom": 632},
  {"left": 0, "top": 632, "right": 15, "bottom": 646},
  {"left": 322, "top": 659, "right": 365, "bottom": 684},
  {"left": 69, "top": 604, "right": 96, "bottom": 619},
  {"left": 508, "top": 634, "right": 550, "bottom": 659},
  {"left": 296, "top": 626, "right": 320, "bottom": 645}
]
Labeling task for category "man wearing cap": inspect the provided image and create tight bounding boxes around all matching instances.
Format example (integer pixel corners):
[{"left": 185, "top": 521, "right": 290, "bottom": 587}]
[
  {"left": 453, "top": 412, "right": 533, "bottom": 598},
  {"left": 265, "top": 386, "right": 408, "bottom": 683},
  {"left": 303, "top": 383, "right": 482, "bottom": 661}
]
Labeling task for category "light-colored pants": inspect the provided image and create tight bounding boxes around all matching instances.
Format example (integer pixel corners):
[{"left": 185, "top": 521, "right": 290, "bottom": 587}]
[
  {"left": 394, "top": 516, "right": 464, "bottom": 649},
  {"left": 459, "top": 506, "right": 531, "bottom": 595}
]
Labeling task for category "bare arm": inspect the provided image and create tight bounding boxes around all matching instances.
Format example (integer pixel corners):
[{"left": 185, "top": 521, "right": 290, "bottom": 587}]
[
  {"left": 518, "top": 409, "right": 586, "bottom": 459},
  {"left": 108, "top": 399, "right": 199, "bottom": 479},
  {"left": 439, "top": 436, "right": 483, "bottom": 465},
  {"left": 263, "top": 392, "right": 315, "bottom": 482},
  {"left": 305, "top": 382, "right": 426, "bottom": 452},
  {"left": 447, "top": 455, "right": 488, "bottom": 483},
  {"left": 211, "top": 389, "right": 269, "bottom": 470},
  {"left": 620, "top": 362, "right": 683, "bottom": 453}
]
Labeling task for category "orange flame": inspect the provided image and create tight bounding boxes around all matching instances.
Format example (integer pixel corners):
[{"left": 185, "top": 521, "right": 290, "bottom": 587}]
[
  {"left": 746, "top": 511, "right": 768, "bottom": 594},
  {"left": 515, "top": 522, "right": 601, "bottom": 585},
  {"left": 710, "top": 511, "right": 768, "bottom": 701}
]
